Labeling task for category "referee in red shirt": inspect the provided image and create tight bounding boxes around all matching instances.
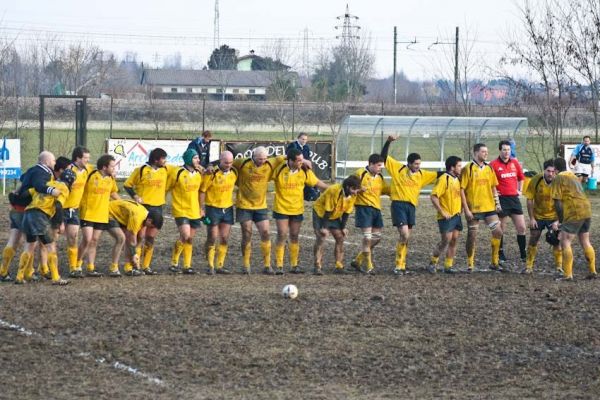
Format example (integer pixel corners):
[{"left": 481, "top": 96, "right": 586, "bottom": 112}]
[{"left": 490, "top": 140, "right": 527, "bottom": 264}]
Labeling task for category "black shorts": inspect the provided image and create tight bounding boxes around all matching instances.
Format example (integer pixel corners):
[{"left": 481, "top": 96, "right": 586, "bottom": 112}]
[
  {"left": 531, "top": 219, "right": 555, "bottom": 232},
  {"left": 236, "top": 208, "right": 269, "bottom": 224},
  {"left": 312, "top": 209, "right": 344, "bottom": 231},
  {"left": 63, "top": 208, "right": 81, "bottom": 226},
  {"left": 22, "top": 209, "right": 53, "bottom": 244},
  {"left": 499, "top": 196, "right": 523, "bottom": 218},
  {"left": 9, "top": 209, "right": 24, "bottom": 230},
  {"left": 355, "top": 205, "right": 384, "bottom": 229},
  {"left": 175, "top": 217, "right": 202, "bottom": 229},
  {"left": 391, "top": 201, "right": 416, "bottom": 228},
  {"left": 143, "top": 204, "right": 164, "bottom": 229},
  {"left": 472, "top": 211, "right": 498, "bottom": 221},
  {"left": 80, "top": 219, "right": 110, "bottom": 231},
  {"left": 205, "top": 206, "right": 234, "bottom": 226},
  {"left": 272, "top": 211, "right": 304, "bottom": 222},
  {"left": 437, "top": 214, "right": 463, "bottom": 234},
  {"left": 561, "top": 219, "right": 592, "bottom": 234}
]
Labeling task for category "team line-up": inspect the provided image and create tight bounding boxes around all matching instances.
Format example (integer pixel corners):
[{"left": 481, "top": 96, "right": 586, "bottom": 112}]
[{"left": 0, "top": 131, "right": 596, "bottom": 285}]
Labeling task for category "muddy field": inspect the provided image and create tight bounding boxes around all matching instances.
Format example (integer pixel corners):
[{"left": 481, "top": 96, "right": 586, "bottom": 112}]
[{"left": 1, "top": 195, "right": 600, "bottom": 399}]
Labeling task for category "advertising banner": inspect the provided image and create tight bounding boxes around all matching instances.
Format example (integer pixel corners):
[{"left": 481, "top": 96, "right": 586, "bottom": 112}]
[{"left": 0, "top": 138, "right": 22, "bottom": 179}]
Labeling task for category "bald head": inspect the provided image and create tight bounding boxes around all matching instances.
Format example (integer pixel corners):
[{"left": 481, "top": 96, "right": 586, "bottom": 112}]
[
  {"left": 220, "top": 151, "right": 234, "bottom": 171},
  {"left": 38, "top": 151, "right": 56, "bottom": 169},
  {"left": 252, "top": 146, "right": 268, "bottom": 166}
]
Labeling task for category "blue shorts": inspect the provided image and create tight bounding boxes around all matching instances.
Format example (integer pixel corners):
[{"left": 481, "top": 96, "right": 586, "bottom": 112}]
[
  {"left": 175, "top": 217, "right": 202, "bottom": 229},
  {"left": 236, "top": 208, "right": 269, "bottom": 224},
  {"left": 272, "top": 211, "right": 303, "bottom": 222},
  {"left": 107, "top": 218, "right": 122, "bottom": 230},
  {"left": 205, "top": 206, "right": 234, "bottom": 226},
  {"left": 531, "top": 219, "right": 555, "bottom": 232},
  {"left": 355, "top": 205, "right": 384, "bottom": 229},
  {"left": 63, "top": 208, "right": 81, "bottom": 226},
  {"left": 143, "top": 204, "right": 164, "bottom": 229},
  {"left": 22, "top": 209, "right": 52, "bottom": 244},
  {"left": 9, "top": 209, "right": 24, "bottom": 230},
  {"left": 437, "top": 214, "right": 463, "bottom": 234},
  {"left": 391, "top": 201, "right": 416, "bottom": 228},
  {"left": 312, "top": 210, "right": 343, "bottom": 231},
  {"left": 472, "top": 211, "right": 497, "bottom": 221}
]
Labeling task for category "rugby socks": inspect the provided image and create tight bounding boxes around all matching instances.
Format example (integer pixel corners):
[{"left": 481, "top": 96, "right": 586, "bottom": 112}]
[
  {"left": 491, "top": 237, "right": 501, "bottom": 266},
  {"left": 87, "top": 263, "right": 95, "bottom": 273},
  {"left": 16, "top": 253, "right": 31, "bottom": 282},
  {"left": 182, "top": 243, "right": 193, "bottom": 269},
  {"left": 275, "top": 244, "right": 285, "bottom": 269},
  {"left": 142, "top": 244, "right": 154, "bottom": 269},
  {"left": 430, "top": 256, "right": 439, "bottom": 266},
  {"left": 584, "top": 246, "right": 596, "bottom": 274},
  {"left": 39, "top": 262, "right": 50, "bottom": 278},
  {"left": 171, "top": 240, "right": 184, "bottom": 266},
  {"left": 466, "top": 248, "right": 475, "bottom": 269},
  {"left": 216, "top": 244, "right": 228, "bottom": 268},
  {"left": 76, "top": 259, "right": 83, "bottom": 269},
  {"left": 526, "top": 245, "right": 538, "bottom": 270},
  {"left": 517, "top": 235, "right": 527, "bottom": 260},
  {"left": 108, "top": 263, "right": 119, "bottom": 274},
  {"left": 0, "top": 246, "right": 15, "bottom": 277},
  {"left": 444, "top": 257, "right": 454, "bottom": 270},
  {"left": 395, "top": 243, "right": 406, "bottom": 270},
  {"left": 289, "top": 243, "right": 300, "bottom": 267},
  {"left": 553, "top": 248, "right": 563, "bottom": 270},
  {"left": 335, "top": 260, "right": 344, "bottom": 270},
  {"left": 48, "top": 252, "right": 59, "bottom": 280},
  {"left": 207, "top": 245, "right": 216, "bottom": 269},
  {"left": 364, "top": 252, "right": 373, "bottom": 271},
  {"left": 562, "top": 247, "right": 574, "bottom": 279},
  {"left": 354, "top": 252, "right": 364, "bottom": 267},
  {"left": 123, "top": 262, "right": 133, "bottom": 273},
  {"left": 25, "top": 255, "right": 35, "bottom": 280},
  {"left": 260, "top": 240, "right": 271, "bottom": 267},
  {"left": 242, "top": 242, "right": 252, "bottom": 268},
  {"left": 67, "top": 246, "right": 78, "bottom": 272}
]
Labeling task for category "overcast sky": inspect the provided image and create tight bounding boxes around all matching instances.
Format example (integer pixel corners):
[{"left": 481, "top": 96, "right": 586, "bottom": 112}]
[{"left": 2, "top": 0, "right": 524, "bottom": 80}]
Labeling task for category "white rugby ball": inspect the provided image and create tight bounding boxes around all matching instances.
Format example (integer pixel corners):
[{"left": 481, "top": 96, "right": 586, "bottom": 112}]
[{"left": 282, "top": 284, "right": 298, "bottom": 299}]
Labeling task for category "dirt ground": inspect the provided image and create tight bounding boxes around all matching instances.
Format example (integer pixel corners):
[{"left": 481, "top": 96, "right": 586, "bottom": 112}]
[{"left": 1, "top": 194, "right": 600, "bottom": 399}]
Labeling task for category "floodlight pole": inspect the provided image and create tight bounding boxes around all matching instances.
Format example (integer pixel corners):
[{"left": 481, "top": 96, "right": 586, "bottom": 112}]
[
  {"left": 454, "top": 26, "right": 459, "bottom": 106},
  {"left": 392, "top": 26, "right": 417, "bottom": 105}
]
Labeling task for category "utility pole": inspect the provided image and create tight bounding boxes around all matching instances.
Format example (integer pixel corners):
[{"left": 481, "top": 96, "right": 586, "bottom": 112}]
[
  {"left": 428, "top": 26, "right": 459, "bottom": 108},
  {"left": 454, "top": 26, "right": 459, "bottom": 106},
  {"left": 335, "top": 4, "right": 360, "bottom": 98},
  {"left": 214, "top": 0, "right": 220, "bottom": 50},
  {"left": 392, "top": 26, "right": 417, "bottom": 105}
]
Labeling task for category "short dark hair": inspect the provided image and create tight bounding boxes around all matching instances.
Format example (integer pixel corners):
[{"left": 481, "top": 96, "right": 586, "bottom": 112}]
[
  {"left": 202, "top": 130, "right": 213, "bottom": 138},
  {"left": 368, "top": 154, "right": 384, "bottom": 165},
  {"left": 553, "top": 157, "right": 567, "bottom": 172},
  {"left": 342, "top": 175, "right": 362, "bottom": 192},
  {"left": 407, "top": 153, "right": 421, "bottom": 165},
  {"left": 473, "top": 143, "right": 487, "bottom": 153},
  {"left": 286, "top": 147, "right": 302, "bottom": 161},
  {"left": 148, "top": 148, "right": 167, "bottom": 164},
  {"left": 583, "top": 135, "right": 591, "bottom": 141},
  {"left": 445, "top": 156, "right": 462, "bottom": 171},
  {"left": 498, "top": 140, "right": 511, "bottom": 150},
  {"left": 54, "top": 156, "right": 71, "bottom": 172},
  {"left": 71, "top": 146, "right": 90, "bottom": 162},
  {"left": 543, "top": 159, "right": 555, "bottom": 170},
  {"left": 297, "top": 132, "right": 308, "bottom": 139},
  {"left": 97, "top": 154, "right": 115, "bottom": 170}
]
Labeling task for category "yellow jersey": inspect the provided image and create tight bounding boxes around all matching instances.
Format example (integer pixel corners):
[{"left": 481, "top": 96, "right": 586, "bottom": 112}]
[
  {"left": 63, "top": 163, "right": 93, "bottom": 209},
  {"left": 460, "top": 161, "right": 498, "bottom": 213},
  {"left": 167, "top": 166, "right": 203, "bottom": 219},
  {"left": 550, "top": 171, "right": 591, "bottom": 222},
  {"left": 109, "top": 199, "right": 149, "bottom": 235},
  {"left": 431, "top": 173, "right": 462, "bottom": 220},
  {"left": 385, "top": 156, "right": 438, "bottom": 206},
  {"left": 26, "top": 180, "right": 69, "bottom": 218},
  {"left": 524, "top": 173, "right": 557, "bottom": 221},
  {"left": 233, "top": 156, "right": 284, "bottom": 210},
  {"left": 272, "top": 163, "right": 319, "bottom": 215},
  {"left": 124, "top": 164, "right": 170, "bottom": 206},
  {"left": 353, "top": 167, "right": 390, "bottom": 210},
  {"left": 200, "top": 167, "right": 238, "bottom": 209},
  {"left": 313, "top": 183, "right": 356, "bottom": 220},
  {"left": 80, "top": 170, "right": 119, "bottom": 223}
]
